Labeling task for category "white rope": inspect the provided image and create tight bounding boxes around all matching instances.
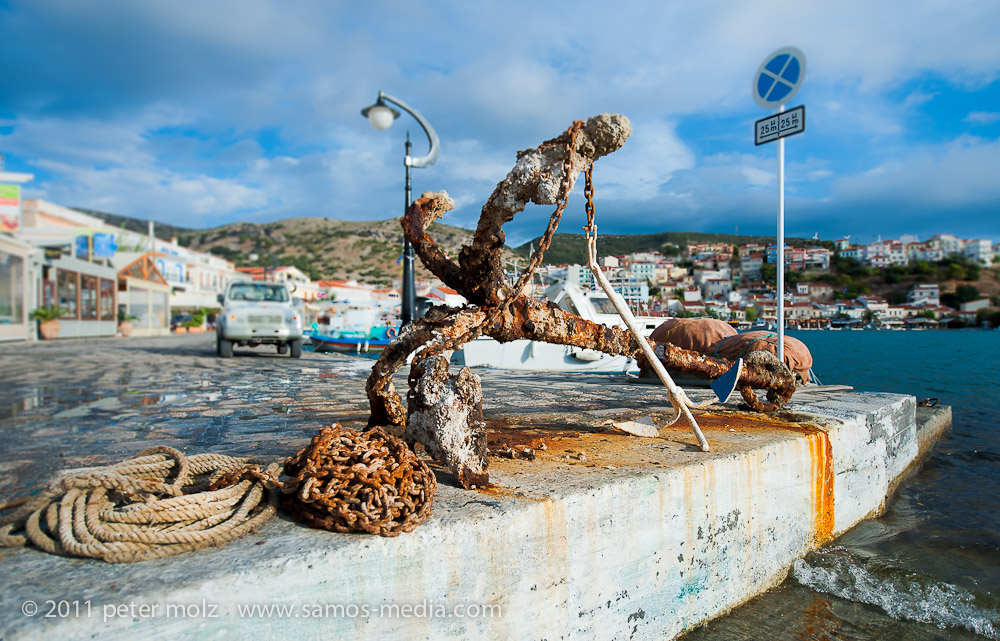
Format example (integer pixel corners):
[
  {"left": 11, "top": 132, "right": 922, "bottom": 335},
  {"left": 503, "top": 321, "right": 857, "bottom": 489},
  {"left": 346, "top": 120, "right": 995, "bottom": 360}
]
[{"left": 584, "top": 220, "right": 711, "bottom": 451}]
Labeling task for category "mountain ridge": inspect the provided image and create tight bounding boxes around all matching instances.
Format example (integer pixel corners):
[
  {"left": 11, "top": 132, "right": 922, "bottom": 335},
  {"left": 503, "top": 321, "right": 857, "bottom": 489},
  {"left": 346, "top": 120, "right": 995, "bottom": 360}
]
[{"left": 75, "top": 207, "right": 819, "bottom": 283}]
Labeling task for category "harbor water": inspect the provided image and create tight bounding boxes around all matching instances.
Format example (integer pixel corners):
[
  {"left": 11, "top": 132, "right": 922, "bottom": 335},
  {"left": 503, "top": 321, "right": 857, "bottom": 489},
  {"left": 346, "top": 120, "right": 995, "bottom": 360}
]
[{"left": 682, "top": 329, "right": 1000, "bottom": 640}]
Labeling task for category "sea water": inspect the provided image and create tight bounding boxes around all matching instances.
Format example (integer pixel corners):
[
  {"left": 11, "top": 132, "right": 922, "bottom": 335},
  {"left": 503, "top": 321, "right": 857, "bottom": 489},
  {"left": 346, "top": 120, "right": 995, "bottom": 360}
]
[{"left": 681, "top": 329, "right": 1000, "bottom": 640}]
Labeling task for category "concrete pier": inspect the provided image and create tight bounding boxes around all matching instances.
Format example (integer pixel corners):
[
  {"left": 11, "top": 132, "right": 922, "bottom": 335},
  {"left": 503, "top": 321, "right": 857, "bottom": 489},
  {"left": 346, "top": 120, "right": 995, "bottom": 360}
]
[{"left": 0, "top": 335, "right": 950, "bottom": 640}]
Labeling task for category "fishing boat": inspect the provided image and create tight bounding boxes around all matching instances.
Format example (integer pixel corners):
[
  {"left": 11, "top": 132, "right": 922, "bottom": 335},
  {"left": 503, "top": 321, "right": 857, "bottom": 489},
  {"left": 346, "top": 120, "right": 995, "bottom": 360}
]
[
  {"left": 310, "top": 325, "right": 399, "bottom": 354},
  {"left": 457, "top": 282, "right": 664, "bottom": 373}
]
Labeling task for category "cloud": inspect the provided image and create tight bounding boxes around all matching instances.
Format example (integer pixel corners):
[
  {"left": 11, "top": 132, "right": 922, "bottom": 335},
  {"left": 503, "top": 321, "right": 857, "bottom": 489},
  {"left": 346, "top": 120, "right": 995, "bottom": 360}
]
[
  {"left": 964, "top": 111, "right": 1000, "bottom": 125},
  {"left": 832, "top": 136, "right": 1000, "bottom": 206},
  {"left": 1, "top": 0, "right": 999, "bottom": 247}
]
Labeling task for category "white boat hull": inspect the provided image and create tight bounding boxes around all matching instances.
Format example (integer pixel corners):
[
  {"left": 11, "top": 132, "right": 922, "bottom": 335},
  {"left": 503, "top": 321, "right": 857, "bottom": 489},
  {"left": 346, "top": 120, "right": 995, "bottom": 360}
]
[{"left": 460, "top": 337, "right": 638, "bottom": 373}]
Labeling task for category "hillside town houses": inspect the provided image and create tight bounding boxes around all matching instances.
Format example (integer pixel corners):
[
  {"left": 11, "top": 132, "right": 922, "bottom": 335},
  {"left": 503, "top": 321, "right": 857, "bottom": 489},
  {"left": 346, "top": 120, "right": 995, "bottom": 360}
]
[
  {"left": 1, "top": 188, "right": 998, "bottom": 342},
  {"left": 536, "top": 232, "right": 998, "bottom": 329}
]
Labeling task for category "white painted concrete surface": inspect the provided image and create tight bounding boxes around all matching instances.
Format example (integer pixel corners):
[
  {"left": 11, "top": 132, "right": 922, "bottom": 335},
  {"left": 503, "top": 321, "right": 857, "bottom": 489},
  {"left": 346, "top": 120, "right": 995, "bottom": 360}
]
[{"left": 0, "top": 393, "right": 948, "bottom": 641}]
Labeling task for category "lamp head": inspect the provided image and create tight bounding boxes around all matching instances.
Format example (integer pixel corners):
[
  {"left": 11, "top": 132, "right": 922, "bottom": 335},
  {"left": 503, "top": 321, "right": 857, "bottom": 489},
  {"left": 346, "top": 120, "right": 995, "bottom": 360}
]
[{"left": 361, "top": 99, "right": 400, "bottom": 131}]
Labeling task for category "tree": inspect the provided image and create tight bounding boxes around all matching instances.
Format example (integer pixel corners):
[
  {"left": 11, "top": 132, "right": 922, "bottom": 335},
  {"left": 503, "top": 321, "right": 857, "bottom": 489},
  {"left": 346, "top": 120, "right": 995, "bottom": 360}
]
[
  {"left": 976, "top": 307, "right": 1000, "bottom": 328},
  {"left": 745, "top": 307, "right": 758, "bottom": 322},
  {"left": 955, "top": 284, "right": 980, "bottom": 303},
  {"left": 884, "top": 266, "right": 905, "bottom": 284},
  {"left": 887, "top": 290, "right": 908, "bottom": 305},
  {"left": 760, "top": 263, "right": 776, "bottom": 284},
  {"left": 945, "top": 262, "right": 967, "bottom": 280}
]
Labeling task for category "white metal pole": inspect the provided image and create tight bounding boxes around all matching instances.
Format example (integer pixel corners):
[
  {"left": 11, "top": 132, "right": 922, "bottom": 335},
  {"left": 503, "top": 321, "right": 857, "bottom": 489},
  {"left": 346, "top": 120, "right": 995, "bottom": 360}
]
[{"left": 776, "top": 104, "right": 785, "bottom": 365}]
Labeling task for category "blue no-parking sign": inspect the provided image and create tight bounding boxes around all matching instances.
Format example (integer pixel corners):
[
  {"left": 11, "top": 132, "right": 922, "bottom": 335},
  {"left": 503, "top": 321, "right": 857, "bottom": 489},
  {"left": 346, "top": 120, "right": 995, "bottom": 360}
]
[{"left": 753, "top": 46, "right": 806, "bottom": 109}]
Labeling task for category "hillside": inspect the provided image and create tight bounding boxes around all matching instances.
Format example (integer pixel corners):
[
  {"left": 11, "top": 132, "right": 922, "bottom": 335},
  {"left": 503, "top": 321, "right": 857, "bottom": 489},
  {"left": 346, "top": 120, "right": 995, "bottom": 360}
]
[
  {"left": 175, "top": 217, "right": 487, "bottom": 285},
  {"left": 72, "top": 207, "right": 193, "bottom": 240},
  {"left": 77, "top": 208, "right": 489, "bottom": 284},
  {"left": 513, "top": 231, "right": 817, "bottom": 264}
]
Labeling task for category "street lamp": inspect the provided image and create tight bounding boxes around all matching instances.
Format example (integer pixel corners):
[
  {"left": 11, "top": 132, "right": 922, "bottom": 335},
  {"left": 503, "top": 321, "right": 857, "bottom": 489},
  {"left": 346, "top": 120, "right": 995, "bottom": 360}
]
[
  {"left": 361, "top": 91, "right": 440, "bottom": 326},
  {"left": 248, "top": 249, "right": 277, "bottom": 282}
]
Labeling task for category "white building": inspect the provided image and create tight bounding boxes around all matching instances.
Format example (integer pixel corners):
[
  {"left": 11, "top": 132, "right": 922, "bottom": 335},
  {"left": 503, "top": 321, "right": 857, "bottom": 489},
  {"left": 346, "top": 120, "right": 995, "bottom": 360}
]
[
  {"left": 907, "top": 284, "right": 940, "bottom": 307},
  {"left": 629, "top": 263, "right": 657, "bottom": 282},
  {"left": 565, "top": 264, "right": 595, "bottom": 289},
  {"left": 963, "top": 239, "right": 993, "bottom": 266},
  {"left": 608, "top": 275, "right": 649, "bottom": 305},
  {"left": 928, "top": 233, "right": 964, "bottom": 256}
]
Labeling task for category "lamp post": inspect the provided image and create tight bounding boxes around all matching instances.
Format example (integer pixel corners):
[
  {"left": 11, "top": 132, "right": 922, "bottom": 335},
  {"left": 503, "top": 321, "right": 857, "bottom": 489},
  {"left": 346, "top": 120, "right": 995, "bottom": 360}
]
[
  {"left": 249, "top": 249, "right": 277, "bottom": 282},
  {"left": 361, "top": 91, "right": 440, "bottom": 326}
]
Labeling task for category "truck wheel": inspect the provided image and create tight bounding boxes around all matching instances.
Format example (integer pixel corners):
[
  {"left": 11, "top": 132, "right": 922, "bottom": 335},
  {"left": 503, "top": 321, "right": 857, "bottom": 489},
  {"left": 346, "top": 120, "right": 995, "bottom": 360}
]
[
  {"left": 277, "top": 343, "right": 288, "bottom": 354},
  {"left": 290, "top": 339, "right": 303, "bottom": 358},
  {"left": 218, "top": 336, "right": 234, "bottom": 358}
]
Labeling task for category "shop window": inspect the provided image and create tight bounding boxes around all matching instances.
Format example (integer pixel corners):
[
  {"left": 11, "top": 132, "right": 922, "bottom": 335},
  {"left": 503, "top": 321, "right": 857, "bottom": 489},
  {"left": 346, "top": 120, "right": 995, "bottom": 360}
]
[
  {"left": 81, "top": 275, "right": 98, "bottom": 320},
  {"left": 152, "top": 290, "right": 168, "bottom": 328},
  {"left": 0, "top": 251, "right": 24, "bottom": 324},
  {"left": 129, "top": 287, "right": 148, "bottom": 325},
  {"left": 58, "top": 270, "right": 79, "bottom": 319},
  {"left": 100, "top": 279, "right": 115, "bottom": 321}
]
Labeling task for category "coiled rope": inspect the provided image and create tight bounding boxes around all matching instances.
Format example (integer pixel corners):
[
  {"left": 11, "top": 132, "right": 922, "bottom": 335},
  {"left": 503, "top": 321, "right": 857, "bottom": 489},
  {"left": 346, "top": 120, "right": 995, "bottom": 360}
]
[{"left": 0, "top": 446, "right": 279, "bottom": 563}]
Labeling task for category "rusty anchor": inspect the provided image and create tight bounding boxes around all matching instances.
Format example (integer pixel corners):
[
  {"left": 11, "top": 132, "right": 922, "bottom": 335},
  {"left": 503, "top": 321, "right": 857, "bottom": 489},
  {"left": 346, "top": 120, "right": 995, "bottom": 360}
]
[{"left": 365, "top": 114, "right": 796, "bottom": 488}]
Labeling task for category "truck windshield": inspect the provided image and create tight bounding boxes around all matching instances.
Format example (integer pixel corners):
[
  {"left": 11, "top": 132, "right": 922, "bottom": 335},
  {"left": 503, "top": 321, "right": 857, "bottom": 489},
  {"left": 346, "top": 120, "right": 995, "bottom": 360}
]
[
  {"left": 229, "top": 283, "right": 289, "bottom": 302},
  {"left": 590, "top": 297, "right": 617, "bottom": 314}
]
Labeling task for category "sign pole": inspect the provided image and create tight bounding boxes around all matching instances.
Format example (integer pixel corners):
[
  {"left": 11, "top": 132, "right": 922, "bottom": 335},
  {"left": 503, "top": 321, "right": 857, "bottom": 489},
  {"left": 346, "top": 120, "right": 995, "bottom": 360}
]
[
  {"left": 777, "top": 103, "right": 785, "bottom": 365},
  {"left": 753, "top": 46, "right": 805, "bottom": 367}
]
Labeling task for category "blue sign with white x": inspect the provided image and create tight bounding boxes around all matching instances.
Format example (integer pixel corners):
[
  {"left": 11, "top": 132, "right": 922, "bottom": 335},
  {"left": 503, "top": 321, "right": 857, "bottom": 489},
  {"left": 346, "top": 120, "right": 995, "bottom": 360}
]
[{"left": 753, "top": 46, "right": 806, "bottom": 109}]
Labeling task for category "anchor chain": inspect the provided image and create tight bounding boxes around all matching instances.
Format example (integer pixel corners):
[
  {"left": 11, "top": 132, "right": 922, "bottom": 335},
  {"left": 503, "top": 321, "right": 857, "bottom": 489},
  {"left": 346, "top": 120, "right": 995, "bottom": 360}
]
[{"left": 279, "top": 424, "right": 437, "bottom": 537}]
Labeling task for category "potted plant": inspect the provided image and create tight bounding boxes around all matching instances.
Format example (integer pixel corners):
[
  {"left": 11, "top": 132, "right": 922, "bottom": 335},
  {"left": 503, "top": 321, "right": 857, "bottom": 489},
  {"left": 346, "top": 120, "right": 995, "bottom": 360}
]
[
  {"left": 183, "top": 309, "right": 207, "bottom": 333},
  {"left": 29, "top": 305, "right": 68, "bottom": 340},
  {"left": 118, "top": 310, "right": 140, "bottom": 338}
]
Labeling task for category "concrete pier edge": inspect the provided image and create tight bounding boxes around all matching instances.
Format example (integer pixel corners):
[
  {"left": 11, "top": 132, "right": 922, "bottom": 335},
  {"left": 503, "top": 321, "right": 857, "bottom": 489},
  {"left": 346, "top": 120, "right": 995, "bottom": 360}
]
[{"left": 0, "top": 392, "right": 950, "bottom": 641}]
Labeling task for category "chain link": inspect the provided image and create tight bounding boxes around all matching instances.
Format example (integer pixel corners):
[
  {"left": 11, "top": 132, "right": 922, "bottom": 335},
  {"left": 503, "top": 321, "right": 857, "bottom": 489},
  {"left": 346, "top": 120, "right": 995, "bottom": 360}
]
[
  {"left": 438, "top": 120, "right": 587, "bottom": 352},
  {"left": 279, "top": 424, "right": 437, "bottom": 537},
  {"left": 584, "top": 163, "right": 596, "bottom": 229}
]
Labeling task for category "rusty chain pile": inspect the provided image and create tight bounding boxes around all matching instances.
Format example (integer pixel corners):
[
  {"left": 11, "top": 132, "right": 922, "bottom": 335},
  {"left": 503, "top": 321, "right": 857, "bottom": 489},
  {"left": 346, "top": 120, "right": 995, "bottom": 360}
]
[{"left": 279, "top": 424, "right": 437, "bottom": 537}]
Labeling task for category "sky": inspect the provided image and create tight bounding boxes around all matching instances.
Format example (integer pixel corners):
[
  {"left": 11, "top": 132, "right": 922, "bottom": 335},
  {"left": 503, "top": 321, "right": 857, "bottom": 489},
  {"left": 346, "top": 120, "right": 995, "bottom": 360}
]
[{"left": 1, "top": 0, "right": 999, "bottom": 247}]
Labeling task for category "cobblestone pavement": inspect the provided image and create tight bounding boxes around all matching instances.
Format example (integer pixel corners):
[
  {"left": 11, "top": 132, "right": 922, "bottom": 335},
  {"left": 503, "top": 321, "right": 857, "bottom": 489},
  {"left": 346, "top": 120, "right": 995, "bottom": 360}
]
[{"left": 0, "top": 333, "right": 708, "bottom": 500}]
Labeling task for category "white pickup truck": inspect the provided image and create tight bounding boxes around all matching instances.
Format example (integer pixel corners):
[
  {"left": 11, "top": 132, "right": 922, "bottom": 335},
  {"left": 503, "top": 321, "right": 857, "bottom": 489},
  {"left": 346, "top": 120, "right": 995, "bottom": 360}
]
[{"left": 216, "top": 281, "right": 304, "bottom": 358}]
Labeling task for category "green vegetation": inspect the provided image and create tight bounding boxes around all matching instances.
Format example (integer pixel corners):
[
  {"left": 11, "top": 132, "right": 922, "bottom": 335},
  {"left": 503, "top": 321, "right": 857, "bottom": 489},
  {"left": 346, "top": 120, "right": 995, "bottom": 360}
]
[
  {"left": 29, "top": 305, "right": 68, "bottom": 321},
  {"left": 273, "top": 254, "right": 322, "bottom": 281},
  {"left": 71, "top": 207, "right": 192, "bottom": 239},
  {"left": 181, "top": 307, "right": 218, "bottom": 328},
  {"left": 209, "top": 245, "right": 243, "bottom": 261},
  {"left": 976, "top": 308, "right": 1000, "bottom": 328},
  {"left": 513, "top": 231, "right": 792, "bottom": 265}
]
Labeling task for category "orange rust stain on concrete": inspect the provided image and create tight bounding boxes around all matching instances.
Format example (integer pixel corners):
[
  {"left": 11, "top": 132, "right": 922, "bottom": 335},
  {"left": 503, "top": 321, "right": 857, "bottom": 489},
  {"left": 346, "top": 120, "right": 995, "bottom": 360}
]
[
  {"left": 771, "top": 422, "right": 835, "bottom": 544},
  {"left": 694, "top": 412, "right": 835, "bottom": 544},
  {"left": 482, "top": 410, "right": 836, "bottom": 544},
  {"left": 808, "top": 427, "right": 835, "bottom": 544}
]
